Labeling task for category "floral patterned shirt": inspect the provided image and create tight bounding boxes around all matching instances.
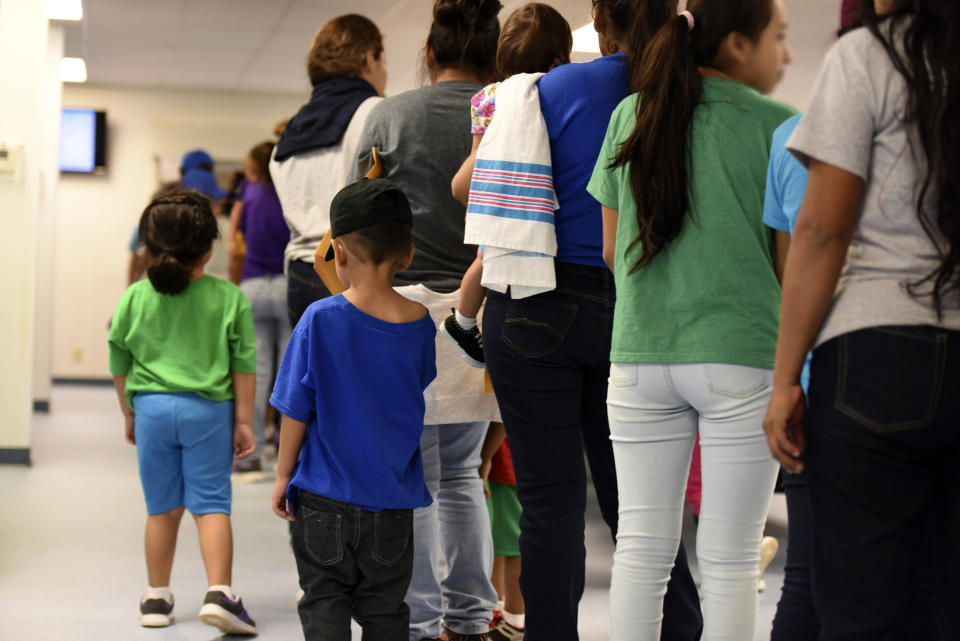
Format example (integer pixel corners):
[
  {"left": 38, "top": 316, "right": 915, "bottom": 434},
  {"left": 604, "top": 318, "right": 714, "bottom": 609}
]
[{"left": 470, "top": 82, "right": 500, "bottom": 135}]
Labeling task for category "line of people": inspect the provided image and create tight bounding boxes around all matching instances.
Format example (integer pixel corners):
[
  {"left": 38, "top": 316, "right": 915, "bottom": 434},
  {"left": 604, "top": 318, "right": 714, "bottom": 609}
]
[{"left": 107, "top": 0, "right": 959, "bottom": 639}]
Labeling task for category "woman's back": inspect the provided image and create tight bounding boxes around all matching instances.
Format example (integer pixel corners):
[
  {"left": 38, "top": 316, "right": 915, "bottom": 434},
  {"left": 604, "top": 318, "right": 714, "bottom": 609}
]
[
  {"left": 591, "top": 79, "right": 795, "bottom": 368},
  {"left": 789, "top": 24, "right": 960, "bottom": 344},
  {"left": 239, "top": 180, "right": 288, "bottom": 280},
  {"left": 352, "top": 81, "right": 481, "bottom": 292},
  {"left": 538, "top": 53, "right": 629, "bottom": 268}
]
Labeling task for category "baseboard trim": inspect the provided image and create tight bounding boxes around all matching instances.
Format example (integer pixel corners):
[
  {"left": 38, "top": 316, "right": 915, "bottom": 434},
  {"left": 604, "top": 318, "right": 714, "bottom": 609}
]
[
  {"left": 0, "top": 449, "right": 30, "bottom": 465},
  {"left": 33, "top": 400, "right": 50, "bottom": 413},
  {"left": 53, "top": 377, "right": 113, "bottom": 386}
]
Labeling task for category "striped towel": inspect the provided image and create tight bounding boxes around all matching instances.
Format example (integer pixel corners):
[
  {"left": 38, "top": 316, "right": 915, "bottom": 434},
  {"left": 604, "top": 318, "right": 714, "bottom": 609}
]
[{"left": 463, "top": 73, "right": 557, "bottom": 299}]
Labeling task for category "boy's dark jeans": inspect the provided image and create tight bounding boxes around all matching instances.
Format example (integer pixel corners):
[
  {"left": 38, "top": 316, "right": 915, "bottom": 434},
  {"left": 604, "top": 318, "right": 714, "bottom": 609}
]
[
  {"left": 292, "top": 490, "right": 414, "bottom": 641},
  {"left": 807, "top": 326, "right": 959, "bottom": 641},
  {"left": 483, "top": 262, "right": 703, "bottom": 641}
]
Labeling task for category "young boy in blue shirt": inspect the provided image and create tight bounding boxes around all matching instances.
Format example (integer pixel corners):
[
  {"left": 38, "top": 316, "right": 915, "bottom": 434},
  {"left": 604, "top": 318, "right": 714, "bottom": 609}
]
[{"left": 270, "top": 178, "right": 437, "bottom": 640}]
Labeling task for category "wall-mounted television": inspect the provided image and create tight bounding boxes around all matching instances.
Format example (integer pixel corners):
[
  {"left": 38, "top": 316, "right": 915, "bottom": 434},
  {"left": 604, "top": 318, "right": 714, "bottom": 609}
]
[{"left": 60, "top": 108, "right": 107, "bottom": 174}]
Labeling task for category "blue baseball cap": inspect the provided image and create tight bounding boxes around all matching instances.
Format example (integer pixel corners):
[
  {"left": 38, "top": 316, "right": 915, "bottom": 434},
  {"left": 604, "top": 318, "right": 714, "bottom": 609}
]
[
  {"left": 181, "top": 168, "right": 227, "bottom": 200},
  {"left": 180, "top": 149, "right": 214, "bottom": 173}
]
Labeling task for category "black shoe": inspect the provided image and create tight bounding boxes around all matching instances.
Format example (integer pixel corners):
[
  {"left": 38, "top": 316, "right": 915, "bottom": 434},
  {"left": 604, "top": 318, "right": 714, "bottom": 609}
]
[
  {"left": 139, "top": 594, "right": 174, "bottom": 627},
  {"left": 444, "top": 627, "right": 489, "bottom": 641},
  {"left": 198, "top": 590, "right": 257, "bottom": 635},
  {"left": 440, "top": 310, "right": 485, "bottom": 368}
]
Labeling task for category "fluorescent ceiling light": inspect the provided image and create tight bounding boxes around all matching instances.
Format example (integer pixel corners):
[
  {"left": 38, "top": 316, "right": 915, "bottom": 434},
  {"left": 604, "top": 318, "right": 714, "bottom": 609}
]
[
  {"left": 47, "top": 0, "right": 84, "bottom": 21},
  {"left": 572, "top": 22, "right": 601, "bottom": 54},
  {"left": 61, "top": 58, "right": 88, "bottom": 83}
]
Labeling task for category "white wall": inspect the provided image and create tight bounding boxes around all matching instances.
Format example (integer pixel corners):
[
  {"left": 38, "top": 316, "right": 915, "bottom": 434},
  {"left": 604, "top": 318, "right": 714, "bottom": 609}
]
[
  {"left": 0, "top": 0, "right": 48, "bottom": 459},
  {"left": 53, "top": 85, "right": 304, "bottom": 379}
]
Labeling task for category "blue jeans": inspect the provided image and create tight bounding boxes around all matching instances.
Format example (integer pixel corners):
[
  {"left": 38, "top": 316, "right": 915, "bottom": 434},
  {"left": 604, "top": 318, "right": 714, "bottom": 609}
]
[
  {"left": 806, "top": 326, "right": 959, "bottom": 641},
  {"left": 406, "top": 422, "right": 497, "bottom": 640},
  {"left": 240, "top": 273, "right": 291, "bottom": 459}
]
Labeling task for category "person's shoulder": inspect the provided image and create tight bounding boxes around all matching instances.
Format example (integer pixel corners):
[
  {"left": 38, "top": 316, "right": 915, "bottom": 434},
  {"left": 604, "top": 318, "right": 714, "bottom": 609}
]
[
  {"left": 542, "top": 54, "right": 623, "bottom": 86},
  {"left": 772, "top": 113, "right": 804, "bottom": 148}
]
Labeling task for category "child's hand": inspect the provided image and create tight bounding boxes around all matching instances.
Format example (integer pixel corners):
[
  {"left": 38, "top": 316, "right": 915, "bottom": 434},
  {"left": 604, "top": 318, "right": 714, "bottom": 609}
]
[
  {"left": 479, "top": 459, "right": 492, "bottom": 499},
  {"left": 234, "top": 422, "right": 256, "bottom": 459},
  {"left": 124, "top": 413, "right": 136, "bottom": 445},
  {"left": 272, "top": 476, "right": 295, "bottom": 521}
]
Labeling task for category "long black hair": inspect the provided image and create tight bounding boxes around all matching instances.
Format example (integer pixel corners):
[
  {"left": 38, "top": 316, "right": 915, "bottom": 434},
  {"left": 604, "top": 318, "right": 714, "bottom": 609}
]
[
  {"left": 139, "top": 190, "right": 219, "bottom": 295},
  {"left": 864, "top": 0, "right": 960, "bottom": 316},
  {"left": 613, "top": 0, "right": 774, "bottom": 272}
]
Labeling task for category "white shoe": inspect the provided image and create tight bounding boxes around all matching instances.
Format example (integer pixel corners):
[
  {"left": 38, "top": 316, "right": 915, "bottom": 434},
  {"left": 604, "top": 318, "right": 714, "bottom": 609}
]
[{"left": 758, "top": 536, "right": 779, "bottom": 592}]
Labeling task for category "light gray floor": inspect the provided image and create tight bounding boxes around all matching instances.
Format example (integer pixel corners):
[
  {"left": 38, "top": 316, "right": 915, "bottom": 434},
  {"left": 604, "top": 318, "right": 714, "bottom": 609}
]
[{"left": 0, "top": 385, "right": 787, "bottom": 640}]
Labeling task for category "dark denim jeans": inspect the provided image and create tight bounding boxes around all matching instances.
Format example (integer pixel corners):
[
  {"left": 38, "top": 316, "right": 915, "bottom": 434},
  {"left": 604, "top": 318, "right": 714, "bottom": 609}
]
[
  {"left": 483, "top": 262, "right": 703, "bottom": 641},
  {"left": 287, "top": 259, "right": 332, "bottom": 329},
  {"left": 292, "top": 490, "right": 414, "bottom": 641},
  {"left": 807, "top": 326, "right": 959, "bottom": 641}
]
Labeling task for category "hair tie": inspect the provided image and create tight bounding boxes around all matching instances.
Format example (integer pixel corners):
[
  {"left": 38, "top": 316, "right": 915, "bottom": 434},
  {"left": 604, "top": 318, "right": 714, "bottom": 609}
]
[{"left": 680, "top": 10, "right": 695, "bottom": 31}]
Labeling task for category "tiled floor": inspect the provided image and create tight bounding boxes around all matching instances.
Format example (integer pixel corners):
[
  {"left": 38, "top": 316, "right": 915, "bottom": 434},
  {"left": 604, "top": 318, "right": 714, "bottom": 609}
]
[{"left": 0, "top": 385, "right": 787, "bottom": 640}]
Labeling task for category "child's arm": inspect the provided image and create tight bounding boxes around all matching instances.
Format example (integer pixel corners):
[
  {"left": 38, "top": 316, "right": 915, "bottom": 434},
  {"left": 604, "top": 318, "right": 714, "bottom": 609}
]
[
  {"left": 226, "top": 199, "right": 243, "bottom": 257},
  {"left": 112, "top": 375, "right": 136, "bottom": 445},
  {"left": 451, "top": 134, "right": 484, "bottom": 205},
  {"left": 272, "top": 413, "right": 308, "bottom": 521},
  {"left": 478, "top": 421, "right": 507, "bottom": 498},
  {"left": 232, "top": 371, "right": 256, "bottom": 459}
]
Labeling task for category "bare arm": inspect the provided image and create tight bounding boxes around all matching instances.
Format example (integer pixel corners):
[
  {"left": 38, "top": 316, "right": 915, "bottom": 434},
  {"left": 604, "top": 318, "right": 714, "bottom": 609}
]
[
  {"left": 774, "top": 229, "right": 791, "bottom": 283},
  {"left": 763, "top": 160, "right": 864, "bottom": 472},
  {"left": 451, "top": 134, "right": 484, "bottom": 205},
  {"left": 112, "top": 375, "right": 136, "bottom": 444},
  {"left": 602, "top": 206, "right": 619, "bottom": 272},
  {"left": 227, "top": 200, "right": 243, "bottom": 257},
  {"left": 231, "top": 371, "right": 255, "bottom": 459},
  {"left": 272, "top": 413, "right": 308, "bottom": 521}
]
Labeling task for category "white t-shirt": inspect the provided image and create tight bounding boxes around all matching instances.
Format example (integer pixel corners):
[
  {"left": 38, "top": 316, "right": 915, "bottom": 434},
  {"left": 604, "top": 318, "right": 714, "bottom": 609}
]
[
  {"left": 788, "top": 23, "right": 960, "bottom": 347},
  {"left": 269, "top": 95, "right": 382, "bottom": 268}
]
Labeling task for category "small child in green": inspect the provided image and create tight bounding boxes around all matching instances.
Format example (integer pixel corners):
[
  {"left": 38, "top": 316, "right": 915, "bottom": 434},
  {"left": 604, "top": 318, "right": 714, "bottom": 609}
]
[{"left": 108, "top": 190, "right": 258, "bottom": 635}]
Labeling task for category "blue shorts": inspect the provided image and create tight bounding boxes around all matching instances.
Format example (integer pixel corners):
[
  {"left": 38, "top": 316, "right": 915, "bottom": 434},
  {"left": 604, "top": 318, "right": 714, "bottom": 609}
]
[{"left": 133, "top": 392, "right": 234, "bottom": 515}]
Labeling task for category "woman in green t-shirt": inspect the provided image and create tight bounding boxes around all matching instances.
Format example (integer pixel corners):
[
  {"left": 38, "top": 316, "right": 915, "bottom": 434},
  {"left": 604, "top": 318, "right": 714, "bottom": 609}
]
[{"left": 586, "top": 1, "right": 795, "bottom": 639}]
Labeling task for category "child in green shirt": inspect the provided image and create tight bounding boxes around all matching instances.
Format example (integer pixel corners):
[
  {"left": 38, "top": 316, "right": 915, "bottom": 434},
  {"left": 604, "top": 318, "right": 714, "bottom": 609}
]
[{"left": 108, "top": 190, "right": 258, "bottom": 635}]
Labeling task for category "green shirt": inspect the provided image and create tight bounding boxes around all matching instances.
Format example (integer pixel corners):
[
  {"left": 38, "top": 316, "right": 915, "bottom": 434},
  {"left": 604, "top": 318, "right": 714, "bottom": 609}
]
[
  {"left": 108, "top": 276, "right": 256, "bottom": 410},
  {"left": 587, "top": 78, "right": 796, "bottom": 367}
]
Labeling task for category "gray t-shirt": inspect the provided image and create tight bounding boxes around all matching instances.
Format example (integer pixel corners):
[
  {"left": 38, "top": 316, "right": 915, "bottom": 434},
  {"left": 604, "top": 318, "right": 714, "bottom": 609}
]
[
  {"left": 788, "top": 24, "right": 960, "bottom": 347},
  {"left": 350, "top": 81, "right": 481, "bottom": 293}
]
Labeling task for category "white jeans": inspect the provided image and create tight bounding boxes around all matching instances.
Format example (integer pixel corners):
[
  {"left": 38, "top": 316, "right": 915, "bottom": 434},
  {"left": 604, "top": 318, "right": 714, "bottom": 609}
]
[{"left": 607, "top": 362, "right": 779, "bottom": 641}]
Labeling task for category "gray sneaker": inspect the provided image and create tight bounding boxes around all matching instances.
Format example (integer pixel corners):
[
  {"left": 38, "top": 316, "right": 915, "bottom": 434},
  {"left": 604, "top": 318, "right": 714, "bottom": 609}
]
[{"left": 138, "top": 594, "right": 174, "bottom": 627}]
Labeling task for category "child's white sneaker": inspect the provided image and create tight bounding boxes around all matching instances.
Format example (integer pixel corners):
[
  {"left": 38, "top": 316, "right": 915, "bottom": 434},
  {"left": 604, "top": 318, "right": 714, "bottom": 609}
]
[{"left": 758, "top": 535, "right": 779, "bottom": 592}]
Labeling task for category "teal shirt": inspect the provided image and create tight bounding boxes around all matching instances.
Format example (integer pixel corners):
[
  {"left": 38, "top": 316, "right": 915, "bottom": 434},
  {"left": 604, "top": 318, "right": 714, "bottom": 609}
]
[
  {"left": 587, "top": 78, "right": 796, "bottom": 367},
  {"left": 108, "top": 276, "right": 256, "bottom": 410}
]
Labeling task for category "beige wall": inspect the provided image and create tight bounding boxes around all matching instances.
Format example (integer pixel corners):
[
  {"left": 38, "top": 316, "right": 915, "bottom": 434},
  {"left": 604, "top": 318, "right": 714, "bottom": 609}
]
[{"left": 52, "top": 85, "right": 304, "bottom": 379}]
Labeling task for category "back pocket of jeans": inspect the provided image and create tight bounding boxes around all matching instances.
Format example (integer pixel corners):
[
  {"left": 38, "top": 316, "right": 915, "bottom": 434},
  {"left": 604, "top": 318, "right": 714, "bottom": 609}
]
[
  {"left": 302, "top": 508, "right": 343, "bottom": 567},
  {"left": 501, "top": 298, "right": 578, "bottom": 358},
  {"left": 705, "top": 364, "right": 770, "bottom": 399},
  {"left": 372, "top": 509, "right": 412, "bottom": 567},
  {"left": 835, "top": 328, "right": 945, "bottom": 433}
]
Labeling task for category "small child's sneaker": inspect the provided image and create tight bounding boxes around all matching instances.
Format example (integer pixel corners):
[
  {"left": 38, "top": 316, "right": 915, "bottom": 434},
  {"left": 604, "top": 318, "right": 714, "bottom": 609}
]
[
  {"left": 199, "top": 589, "right": 257, "bottom": 635},
  {"left": 138, "top": 594, "right": 174, "bottom": 627},
  {"left": 232, "top": 458, "right": 265, "bottom": 483},
  {"left": 440, "top": 310, "right": 485, "bottom": 368},
  {"left": 758, "top": 535, "right": 779, "bottom": 592},
  {"left": 489, "top": 620, "right": 524, "bottom": 641}
]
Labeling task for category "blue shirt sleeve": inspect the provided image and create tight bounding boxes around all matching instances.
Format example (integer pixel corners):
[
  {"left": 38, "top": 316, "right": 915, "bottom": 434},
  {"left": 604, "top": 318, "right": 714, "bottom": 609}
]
[
  {"left": 763, "top": 114, "right": 808, "bottom": 234},
  {"left": 270, "top": 326, "right": 317, "bottom": 423}
]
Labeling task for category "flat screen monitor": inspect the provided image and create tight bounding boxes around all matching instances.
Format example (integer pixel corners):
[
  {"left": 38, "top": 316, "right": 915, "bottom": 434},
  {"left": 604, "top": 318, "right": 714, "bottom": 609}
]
[{"left": 60, "top": 108, "right": 107, "bottom": 174}]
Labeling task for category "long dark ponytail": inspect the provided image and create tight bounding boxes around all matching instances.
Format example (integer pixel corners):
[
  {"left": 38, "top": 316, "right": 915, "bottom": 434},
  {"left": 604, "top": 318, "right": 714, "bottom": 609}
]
[
  {"left": 140, "top": 190, "right": 219, "bottom": 295},
  {"left": 613, "top": 0, "right": 773, "bottom": 272},
  {"left": 865, "top": 0, "right": 960, "bottom": 316}
]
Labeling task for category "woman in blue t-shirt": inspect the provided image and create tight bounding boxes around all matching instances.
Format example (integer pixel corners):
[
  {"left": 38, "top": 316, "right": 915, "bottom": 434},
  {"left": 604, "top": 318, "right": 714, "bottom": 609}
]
[{"left": 481, "top": 2, "right": 702, "bottom": 639}]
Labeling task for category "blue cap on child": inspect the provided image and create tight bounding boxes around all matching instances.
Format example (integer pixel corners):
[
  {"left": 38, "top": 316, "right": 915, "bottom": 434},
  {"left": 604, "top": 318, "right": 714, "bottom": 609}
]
[{"left": 181, "top": 168, "right": 227, "bottom": 201}]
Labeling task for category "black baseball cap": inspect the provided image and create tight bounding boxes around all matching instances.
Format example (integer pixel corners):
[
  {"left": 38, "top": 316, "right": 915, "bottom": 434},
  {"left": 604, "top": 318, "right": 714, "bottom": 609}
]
[{"left": 324, "top": 178, "right": 413, "bottom": 261}]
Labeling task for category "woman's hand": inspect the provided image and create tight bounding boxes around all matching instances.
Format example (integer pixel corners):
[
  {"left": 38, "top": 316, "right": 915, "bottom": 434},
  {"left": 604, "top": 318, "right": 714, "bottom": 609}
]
[
  {"left": 479, "top": 458, "right": 493, "bottom": 499},
  {"left": 763, "top": 383, "right": 806, "bottom": 474}
]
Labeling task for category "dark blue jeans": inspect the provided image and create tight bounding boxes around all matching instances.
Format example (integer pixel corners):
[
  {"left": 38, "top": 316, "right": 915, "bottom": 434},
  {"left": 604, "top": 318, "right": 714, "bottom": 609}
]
[
  {"left": 806, "top": 326, "right": 959, "bottom": 641},
  {"left": 292, "top": 491, "right": 414, "bottom": 641},
  {"left": 287, "top": 259, "right": 332, "bottom": 329},
  {"left": 483, "top": 262, "right": 703, "bottom": 641}
]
